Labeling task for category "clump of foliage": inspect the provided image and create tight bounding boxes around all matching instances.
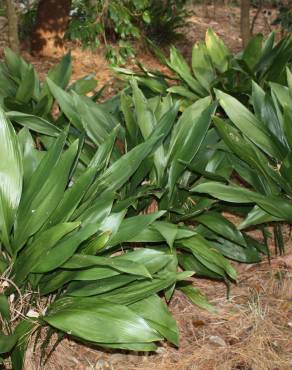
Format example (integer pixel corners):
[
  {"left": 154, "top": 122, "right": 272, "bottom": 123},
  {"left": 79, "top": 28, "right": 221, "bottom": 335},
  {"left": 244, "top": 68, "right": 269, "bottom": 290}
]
[
  {"left": 15, "top": 0, "right": 188, "bottom": 65},
  {"left": 66, "top": 0, "right": 188, "bottom": 64},
  {"left": 273, "top": 4, "right": 292, "bottom": 33},
  {"left": 0, "top": 36, "right": 292, "bottom": 368},
  {"left": 115, "top": 29, "right": 292, "bottom": 103}
]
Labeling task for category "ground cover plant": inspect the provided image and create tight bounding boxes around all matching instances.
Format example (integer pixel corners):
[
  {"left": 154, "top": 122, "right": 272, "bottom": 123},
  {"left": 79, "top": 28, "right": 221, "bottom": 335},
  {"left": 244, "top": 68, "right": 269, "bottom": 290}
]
[
  {"left": 0, "top": 37, "right": 292, "bottom": 369},
  {"left": 115, "top": 29, "right": 292, "bottom": 104}
]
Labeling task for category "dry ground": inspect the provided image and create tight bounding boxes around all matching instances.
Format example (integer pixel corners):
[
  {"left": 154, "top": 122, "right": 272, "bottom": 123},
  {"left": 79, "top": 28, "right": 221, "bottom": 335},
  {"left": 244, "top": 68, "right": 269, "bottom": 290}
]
[{"left": 1, "top": 4, "right": 291, "bottom": 370}]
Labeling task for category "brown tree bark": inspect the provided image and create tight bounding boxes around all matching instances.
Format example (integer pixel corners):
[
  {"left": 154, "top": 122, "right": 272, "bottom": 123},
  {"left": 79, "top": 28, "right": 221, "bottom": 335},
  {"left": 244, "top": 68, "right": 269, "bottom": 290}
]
[
  {"left": 5, "top": 0, "right": 19, "bottom": 53},
  {"left": 31, "top": 0, "right": 72, "bottom": 57},
  {"left": 240, "top": 0, "right": 250, "bottom": 47},
  {"left": 202, "top": 0, "right": 209, "bottom": 18}
]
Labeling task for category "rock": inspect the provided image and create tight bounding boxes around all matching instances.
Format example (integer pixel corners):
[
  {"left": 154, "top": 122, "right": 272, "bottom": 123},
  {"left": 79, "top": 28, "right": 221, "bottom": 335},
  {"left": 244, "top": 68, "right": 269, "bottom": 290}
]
[
  {"left": 95, "top": 359, "right": 111, "bottom": 370},
  {"left": 209, "top": 335, "right": 227, "bottom": 347},
  {"left": 156, "top": 347, "right": 166, "bottom": 355}
]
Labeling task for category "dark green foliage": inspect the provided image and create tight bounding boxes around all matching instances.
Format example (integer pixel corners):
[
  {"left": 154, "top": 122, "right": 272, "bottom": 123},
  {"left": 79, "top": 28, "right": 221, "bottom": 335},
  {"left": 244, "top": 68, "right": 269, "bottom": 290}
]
[{"left": 0, "top": 35, "right": 291, "bottom": 367}]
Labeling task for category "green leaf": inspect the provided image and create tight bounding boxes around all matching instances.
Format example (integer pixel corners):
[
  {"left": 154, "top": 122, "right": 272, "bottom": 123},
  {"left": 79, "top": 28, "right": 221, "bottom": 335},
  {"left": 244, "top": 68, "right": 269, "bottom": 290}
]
[
  {"left": 0, "top": 107, "right": 23, "bottom": 251},
  {"left": 192, "top": 41, "right": 215, "bottom": 90},
  {"left": 210, "top": 237, "right": 261, "bottom": 263},
  {"left": 283, "top": 106, "right": 292, "bottom": 150},
  {"left": 180, "top": 285, "right": 215, "bottom": 312},
  {"left": 167, "top": 85, "right": 198, "bottom": 100},
  {"left": 242, "top": 33, "right": 263, "bottom": 70},
  {"left": 178, "top": 252, "right": 222, "bottom": 279},
  {"left": 109, "top": 211, "right": 165, "bottom": 247},
  {"left": 15, "top": 64, "right": 35, "bottom": 104},
  {"left": 168, "top": 47, "right": 207, "bottom": 96},
  {"left": 18, "top": 128, "right": 43, "bottom": 189},
  {"left": 62, "top": 254, "right": 151, "bottom": 278},
  {"left": 193, "top": 181, "right": 292, "bottom": 222},
  {"left": 270, "top": 82, "right": 291, "bottom": 108},
  {"left": 46, "top": 78, "right": 83, "bottom": 130},
  {"left": 34, "top": 221, "right": 109, "bottom": 274},
  {"left": 195, "top": 211, "right": 246, "bottom": 247},
  {"left": 0, "top": 294, "right": 10, "bottom": 321},
  {"left": 167, "top": 98, "right": 215, "bottom": 199},
  {"left": 215, "top": 89, "right": 285, "bottom": 159},
  {"left": 153, "top": 221, "right": 178, "bottom": 249},
  {"left": 205, "top": 28, "right": 230, "bottom": 73},
  {"left": 89, "top": 108, "right": 177, "bottom": 197},
  {"left": 13, "top": 138, "right": 78, "bottom": 251},
  {"left": 130, "top": 294, "right": 179, "bottom": 346},
  {"left": 92, "top": 271, "right": 177, "bottom": 305},
  {"left": 13, "top": 222, "right": 80, "bottom": 283},
  {"left": 213, "top": 116, "right": 280, "bottom": 194},
  {"left": 239, "top": 205, "right": 282, "bottom": 230},
  {"left": 44, "top": 298, "right": 162, "bottom": 344},
  {"left": 0, "top": 332, "right": 17, "bottom": 354},
  {"left": 178, "top": 235, "right": 237, "bottom": 280},
  {"left": 7, "top": 111, "right": 60, "bottom": 137}
]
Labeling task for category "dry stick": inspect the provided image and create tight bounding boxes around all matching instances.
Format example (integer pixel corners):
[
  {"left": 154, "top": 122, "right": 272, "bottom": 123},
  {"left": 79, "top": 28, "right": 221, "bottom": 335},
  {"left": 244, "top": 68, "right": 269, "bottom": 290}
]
[
  {"left": 0, "top": 276, "right": 24, "bottom": 322},
  {"left": 250, "top": 0, "right": 263, "bottom": 36}
]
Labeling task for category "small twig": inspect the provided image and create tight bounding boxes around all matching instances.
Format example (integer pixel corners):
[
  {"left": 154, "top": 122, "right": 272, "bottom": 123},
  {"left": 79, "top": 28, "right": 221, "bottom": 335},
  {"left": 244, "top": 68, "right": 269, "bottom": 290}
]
[
  {"left": 250, "top": 0, "right": 263, "bottom": 35},
  {"left": 0, "top": 276, "right": 24, "bottom": 322}
]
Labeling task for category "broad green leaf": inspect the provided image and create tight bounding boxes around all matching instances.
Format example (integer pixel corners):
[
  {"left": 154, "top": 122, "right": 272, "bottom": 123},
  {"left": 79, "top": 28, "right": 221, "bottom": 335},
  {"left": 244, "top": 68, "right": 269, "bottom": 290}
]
[
  {"left": 178, "top": 252, "right": 222, "bottom": 279},
  {"left": 153, "top": 221, "right": 178, "bottom": 249},
  {"left": 13, "top": 139, "right": 78, "bottom": 251},
  {"left": 168, "top": 47, "right": 207, "bottom": 96},
  {"left": 239, "top": 205, "right": 282, "bottom": 229},
  {"left": 215, "top": 89, "right": 285, "bottom": 159},
  {"left": 34, "top": 210, "right": 112, "bottom": 274},
  {"left": 0, "top": 294, "right": 10, "bottom": 321},
  {"left": 0, "top": 107, "right": 22, "bottom": 250},
  {"left": 178, "top": 235, "right": 237, "bottom": 280},
  {"left": 44, "top": 298, "right": 162, "bottom": 344},
  {"left": 66, "top": 274, "right": 139, "bottom": 297},
  {"left": 73, "top": 93, "right": 117, "bottom": 146},
  {"left": 130, "top": 294, "right": 179, "bottom": 346},
  {"left": 18, "top": 128, "right": 43, "bottom": 188},
  {"left": 0, "top": 332, "right": 17, "bottom": 354},
  {"left": 88, "top": 110, "right": 176, "bottom": 197},
  {"left": 167, "top": 85, "right": 198, "bottom": 100},
  {"left": 287, "top": 67, "right": 292, "bottom": 95},
  {"left": 205, "top": 28, "right": 230, "bottom": 73},
  {"left": 270, "top": 82, "right": 291, "bottom": 108},
  {"left": 47, "top": 78, "right": 83, "bottom": 130},
  {"left": 195, "top": 211, "right": 246, "bottom": 246},
  {"left": 283, "top": 106, "right": 292, "bottom": 150},
  {"left": 15, "top": 64, "right": 35, "bottom": 104},
  {"left": 193, "top": 181, "right": 292, "bottom": 222},
  {"left": 62, "top": 254, "right": 151, "bottom": 278},
  {"left": 7, "top": 111, "right": 60, "bottom": 137},
  {"left": 109, "top": 211, "right": 165, "bottom": 247},
  {"left": 93, "top": 271, "right": 177, "bottom": 305},
  {"left": 213, "top": 116, "right": 280, "bottom": 194},
  {"left": 167, "top": 98, "right": 215, "bottom": 199},
  {"left": 180, "top": 285, "right": 215, "bottom": 312},
  {"left": 192, "top": 41, "right": 215, "bottom": 90},
  {"left": 210, "top": 237, "right": 261, "bottom": 263},
  {"left": 13, "top": 222, "right": 80, "bottom": 283},
  {"left": 242, "top": 34, "right": 263, "bottom": 70}
]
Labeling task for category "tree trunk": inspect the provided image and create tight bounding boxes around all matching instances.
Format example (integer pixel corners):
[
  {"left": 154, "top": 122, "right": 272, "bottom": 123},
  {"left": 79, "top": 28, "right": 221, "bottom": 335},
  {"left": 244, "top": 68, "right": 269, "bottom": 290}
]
[
  {"left": 240, "top": 0, "right": 250, "bottom": 47},
  {"left": 5, "top": 0, "right": 19, "bottom": 53},
  {"left": 202, "top": 0, "right": 209, "bottom": 18},
  {"left": 31, "top": 0, "right": 72, "bottom": 57}
]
